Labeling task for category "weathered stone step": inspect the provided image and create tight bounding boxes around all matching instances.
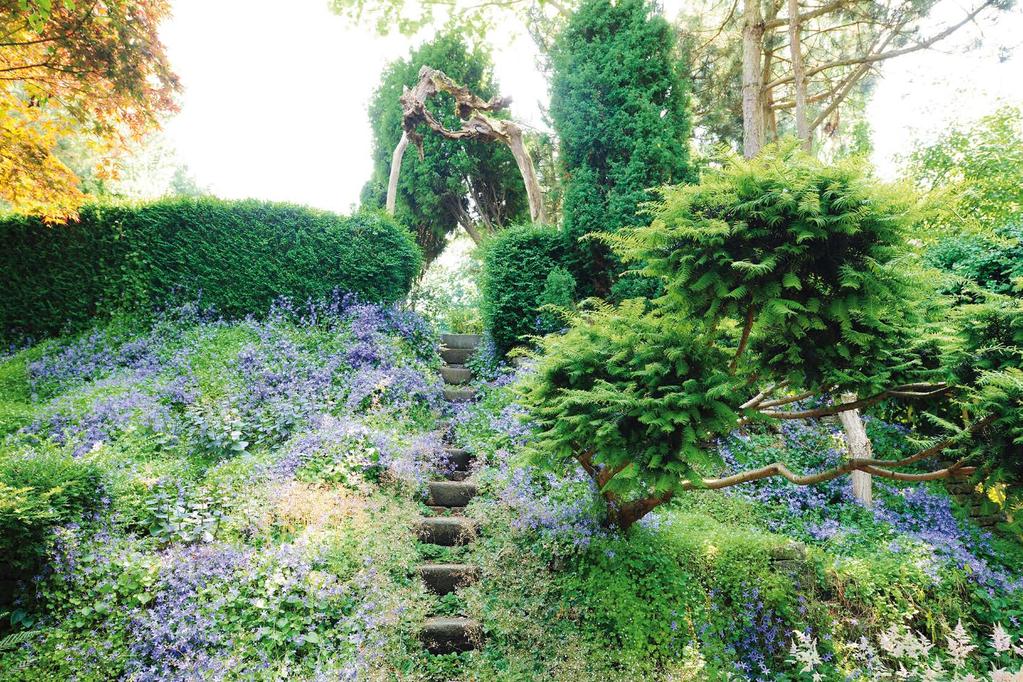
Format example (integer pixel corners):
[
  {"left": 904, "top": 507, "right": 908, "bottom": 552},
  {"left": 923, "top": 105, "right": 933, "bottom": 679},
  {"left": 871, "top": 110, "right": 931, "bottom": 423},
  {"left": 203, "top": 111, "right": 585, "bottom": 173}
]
[
  {"left": 419, "top": 563, "right": 480, "bottom": 595},
  {"left": 441, "top": 347, "right": 475, "bottom": 365},
  {"left": 440, "top": 334, "right": 483, "bottom": 350},
  {"left": 422, "top": 616, "right": 481, "bottom": 654},
  {"left": 446, "top": 471, "right": 469, "bottom": 482},
  {"left": 427, "top": 505, "right": 465, "bottom": 516},
  {"left": 440, "top": 365, "right": 472, "bottom": 385},
  {"left": 444, "top": 447, "right": 471, "bottom": 470},
  {"left": 428, "top": 481, "right": 478, "bottom": 507},
  {"left": 417, "top": 517, "right": 476, "bottom": 545},
  {"left": 443, "top": 385, "right": 476, "bottom": 402}
]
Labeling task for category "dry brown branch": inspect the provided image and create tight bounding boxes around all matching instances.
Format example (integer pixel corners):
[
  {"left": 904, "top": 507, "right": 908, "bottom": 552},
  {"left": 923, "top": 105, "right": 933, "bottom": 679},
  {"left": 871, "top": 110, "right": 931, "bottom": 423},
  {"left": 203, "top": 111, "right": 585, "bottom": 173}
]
[{"left": 386, "top": 65, "right": 545, "bottom": 223}]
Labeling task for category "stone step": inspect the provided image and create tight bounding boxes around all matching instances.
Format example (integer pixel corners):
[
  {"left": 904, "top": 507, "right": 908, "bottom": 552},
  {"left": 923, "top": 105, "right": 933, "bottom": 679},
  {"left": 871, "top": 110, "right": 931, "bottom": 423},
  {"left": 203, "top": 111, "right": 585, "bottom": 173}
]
[
  {"left": 441, "top": 347, "right": 475, "bottom": 365},
  {"left": 443, "top": 385, "right": 476, "bottom": 402},
  {"left": 422, "top": 616, "right": 481, "bottom": 654},
  {"left": 419, "top": 563, "right": 480, "bottom": 595},
  {"left": 417, "top": 517, "right": 476, "bottom": 545},
  {"left": 446, "top": 471, "right": 469, "bottom": 482},
  {"left": 444, "top": 447, "right": 471, "bottom": 471},
  {"left": 440, "top": 334, "right": 483, "bottom": 350},
  {"left": 427, "top": 505, "right": 465, "bottom": 516},
  {"left": 428, "top": 481, "right": 478, "bottom": 507},
  {"left": 440, "top": 365, "right": 473, "bottom": 385}
]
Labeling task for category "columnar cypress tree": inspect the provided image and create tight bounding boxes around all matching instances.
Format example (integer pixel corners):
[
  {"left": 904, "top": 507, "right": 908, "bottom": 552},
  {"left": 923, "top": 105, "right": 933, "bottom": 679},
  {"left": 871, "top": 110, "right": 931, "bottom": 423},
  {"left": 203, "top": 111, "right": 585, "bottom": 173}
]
[
  {"left": 550, "top": 0, "right": 694, "bottom": 296},
  {"left": 362, "top": 32, "right": 528, "bottom": 265}
]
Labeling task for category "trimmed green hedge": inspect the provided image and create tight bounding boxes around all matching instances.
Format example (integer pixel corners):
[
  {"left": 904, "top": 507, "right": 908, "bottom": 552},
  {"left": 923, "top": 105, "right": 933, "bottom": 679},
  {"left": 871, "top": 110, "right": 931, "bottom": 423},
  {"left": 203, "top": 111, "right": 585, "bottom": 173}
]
[
  {"left": 481, "top": 225, "right": 568, "bottom": 354},
  {"left": 1, "top": 198, "right": 422, "bottom": 340}
]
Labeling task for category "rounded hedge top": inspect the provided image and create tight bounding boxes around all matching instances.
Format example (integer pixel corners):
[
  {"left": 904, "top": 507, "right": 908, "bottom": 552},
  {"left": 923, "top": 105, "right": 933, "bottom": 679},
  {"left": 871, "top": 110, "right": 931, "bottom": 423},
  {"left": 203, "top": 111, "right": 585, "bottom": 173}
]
[{"left": 0, "top": 197, "right": 422, "bottom": 340}]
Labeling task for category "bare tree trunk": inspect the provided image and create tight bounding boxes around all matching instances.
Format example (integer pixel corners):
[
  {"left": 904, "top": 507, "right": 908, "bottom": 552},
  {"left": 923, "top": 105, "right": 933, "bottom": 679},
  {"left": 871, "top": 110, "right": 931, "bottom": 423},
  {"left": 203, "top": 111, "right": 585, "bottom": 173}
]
[
  {"left": 385, "top": 131, "right": 408, "bottom": 215},
  {"left": 396, "top": 66, "right": 546, "bottom": 224},
  {"left": 459, "top": 216, "right": 485, "bottom": 245},
  {"left": 839, "top": 392, "right": 873, "bottom": 507},
  {"left": 505, "top": 124, "right": 546, "bottom": 224},
  {"left": 786, "top": 0, "right": 811, "bottom": 150},
  {"left": 742, "top": 0, "right": 766, "bottom": 158}
]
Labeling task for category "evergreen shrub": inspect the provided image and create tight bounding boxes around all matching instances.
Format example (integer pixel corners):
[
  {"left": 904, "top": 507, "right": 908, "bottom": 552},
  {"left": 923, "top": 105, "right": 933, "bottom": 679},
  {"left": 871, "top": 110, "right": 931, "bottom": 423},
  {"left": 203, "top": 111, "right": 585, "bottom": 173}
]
[
  {"left": 0, "top": 198, "right": 422, "bottom": 340},
  {"left": 480, "top": 225, "right": 568, "bottom": 354}
]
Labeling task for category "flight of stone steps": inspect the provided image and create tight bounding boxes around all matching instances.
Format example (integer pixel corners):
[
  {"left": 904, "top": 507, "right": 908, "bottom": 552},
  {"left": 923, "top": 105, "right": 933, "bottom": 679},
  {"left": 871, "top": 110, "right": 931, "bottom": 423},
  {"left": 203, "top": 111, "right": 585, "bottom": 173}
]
[{"left": 418, "top": 333, "right": 483, "bottom": 659}]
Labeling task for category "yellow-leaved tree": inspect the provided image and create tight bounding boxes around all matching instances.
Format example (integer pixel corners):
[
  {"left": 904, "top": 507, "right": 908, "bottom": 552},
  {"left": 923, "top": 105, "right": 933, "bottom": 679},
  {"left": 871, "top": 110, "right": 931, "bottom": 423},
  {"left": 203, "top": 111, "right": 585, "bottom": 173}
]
[{"left": 0, "top": 0, "right": 180, "bottom": 220}]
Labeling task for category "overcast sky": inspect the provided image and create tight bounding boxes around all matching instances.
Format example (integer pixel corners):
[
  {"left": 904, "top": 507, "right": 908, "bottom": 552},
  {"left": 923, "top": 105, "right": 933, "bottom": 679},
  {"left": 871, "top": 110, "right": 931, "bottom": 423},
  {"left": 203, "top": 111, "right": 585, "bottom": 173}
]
[{"left": 159, "top": 0, "right": 1023, "bottom": 213}]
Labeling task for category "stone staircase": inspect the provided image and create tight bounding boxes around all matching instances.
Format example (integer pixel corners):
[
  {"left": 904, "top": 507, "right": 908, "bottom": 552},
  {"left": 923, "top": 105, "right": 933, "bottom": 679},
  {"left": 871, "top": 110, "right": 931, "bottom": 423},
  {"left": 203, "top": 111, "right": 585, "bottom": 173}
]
[{"left": 419, "top": 333, "right": 482, "bottom": 658}]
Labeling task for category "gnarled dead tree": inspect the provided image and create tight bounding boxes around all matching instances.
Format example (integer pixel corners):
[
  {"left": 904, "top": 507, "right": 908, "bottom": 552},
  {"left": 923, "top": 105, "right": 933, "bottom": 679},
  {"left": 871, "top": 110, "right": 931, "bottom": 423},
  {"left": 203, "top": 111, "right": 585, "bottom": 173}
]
[{"left": 386, "top": 66, "right": 546, "bottom": 229}]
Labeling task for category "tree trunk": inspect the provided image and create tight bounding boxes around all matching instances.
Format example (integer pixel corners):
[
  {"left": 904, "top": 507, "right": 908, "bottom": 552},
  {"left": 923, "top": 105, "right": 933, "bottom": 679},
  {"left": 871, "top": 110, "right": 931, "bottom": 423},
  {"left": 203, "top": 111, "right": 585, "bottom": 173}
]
[
  {"left": 839, "top": 392, "right": 873, "bottom": 507},
  {"left": 741, "top": 0, "right": 766, "bottom": 158},
  {"left": 459, "top": 216, "right": 485, "bottom": 245},
  {"left": 786, "top": 0, "right": 811, "bottom": 150},
  {"left": 505, "top": 124, "right": 546, "bottom": 224},
  {"left": 385, "top": 131, "right": 408, "bottom": 215}
]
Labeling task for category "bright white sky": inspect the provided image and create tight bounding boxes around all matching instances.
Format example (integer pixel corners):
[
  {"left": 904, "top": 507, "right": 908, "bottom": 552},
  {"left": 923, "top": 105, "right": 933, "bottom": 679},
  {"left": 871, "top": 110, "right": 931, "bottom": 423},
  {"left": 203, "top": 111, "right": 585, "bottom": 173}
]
[{"left": 159, "top": 0, "right": 1023, "bottom": 213}]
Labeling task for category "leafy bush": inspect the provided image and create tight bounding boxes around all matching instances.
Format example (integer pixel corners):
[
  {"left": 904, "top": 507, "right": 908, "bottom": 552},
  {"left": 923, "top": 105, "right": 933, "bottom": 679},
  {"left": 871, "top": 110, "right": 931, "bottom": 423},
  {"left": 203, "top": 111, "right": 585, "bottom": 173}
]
[
  {"left": 0, "top": 198, "right": 422, "bottom": 341},
  {"left": 0, "top": 450, "right": 103, "bottom": 579},
  {"left": 480, "top": 224, "right": 568, "bottom": 354},
  {"left": 927, "top": 222, "right": 1023, "bottom": 296}
]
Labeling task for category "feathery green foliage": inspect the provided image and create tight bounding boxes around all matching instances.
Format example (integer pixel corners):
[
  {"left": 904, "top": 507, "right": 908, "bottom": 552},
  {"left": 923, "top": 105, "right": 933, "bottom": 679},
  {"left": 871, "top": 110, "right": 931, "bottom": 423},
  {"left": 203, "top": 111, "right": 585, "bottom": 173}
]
[
  {"left": 0, "top": 199, "right": 421, "bottom": 341},
  {"left": 609, "top": 144, "right": 934, "bottom": 393},
  {"left": 523, "top": 144, "right": 1022, "bottom": 529},
  {"left": 550, "top": 0, "right": 694, "bottom": 296},
  {"left": 521, "top": 300, "right": 739, "bottom": 506},
  {"left": 361, "top": 31, "right": 527, "bottom": 264}
]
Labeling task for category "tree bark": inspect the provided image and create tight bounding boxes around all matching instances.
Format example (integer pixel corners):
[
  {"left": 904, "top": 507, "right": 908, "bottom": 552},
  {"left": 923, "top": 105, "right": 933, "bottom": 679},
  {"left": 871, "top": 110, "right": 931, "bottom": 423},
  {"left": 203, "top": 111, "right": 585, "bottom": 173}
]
[
  {"left": 786, "top": 0, "right": 811, "bottom": 150},
  {"left": 385, "top": 131, "right": 408, "bottom": 215},
  {"left": 838, "top": 392, "right": 873, "bottom": 507},
  {"left": 741, "top": 0, "right": 766, "bottom": 158},
  {"left": 505, "top": 124, "right": 546, "bottom": 224}
]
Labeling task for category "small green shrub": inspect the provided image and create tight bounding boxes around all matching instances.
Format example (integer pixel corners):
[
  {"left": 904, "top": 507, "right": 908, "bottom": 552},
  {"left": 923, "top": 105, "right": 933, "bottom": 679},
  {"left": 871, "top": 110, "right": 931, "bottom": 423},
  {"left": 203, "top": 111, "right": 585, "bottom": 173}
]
[
  {"left": 536, "top": 267, "right": 577, "bottom": 334},
  {"left": 0, "top": 450, "right": 103, "bottom": 578},
  {"left": 480, "top": 225, "right": 568, "bottom": 354},
  {"left": 0, "top": 199, "right": 422, "bottom": 341}
]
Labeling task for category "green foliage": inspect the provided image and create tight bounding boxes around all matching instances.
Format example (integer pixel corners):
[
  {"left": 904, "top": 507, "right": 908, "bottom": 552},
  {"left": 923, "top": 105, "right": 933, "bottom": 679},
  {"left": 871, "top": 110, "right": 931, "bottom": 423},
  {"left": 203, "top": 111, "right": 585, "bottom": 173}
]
[
  {"left": 927, "top": 222, "right": 1023, "bottom": 297},
  {"left": 536, "top": 267, "right": 576, "bottom": 334},
  {"left": 480, "top": 224, "right": 568, "bottom": 354},
  {"left": 521, "top": 300, "right": 739, "bottom": 503},
  {"left": 558, "top": 530, "right": 702, "bottom": 671},
  {"left": 362, "top": 31, "right": 528, "bottom": 264},
  {"left": 550, "top": 0, "right": 694, "bottom": 295},
  {"left": 0, "top": 450, "right": 103, "bottom": 578},
  {"left": 906, "top": 106, "right": 1023, "bottom": 238},
  {"left": 608, "top": 144, "right": 933, "bottom": 394},
  {"left": 0, "top": 198, "right": 421, "bottom": 341},
  {"left": 521, "top": 143, "right": 1023, "bottom": 527}
]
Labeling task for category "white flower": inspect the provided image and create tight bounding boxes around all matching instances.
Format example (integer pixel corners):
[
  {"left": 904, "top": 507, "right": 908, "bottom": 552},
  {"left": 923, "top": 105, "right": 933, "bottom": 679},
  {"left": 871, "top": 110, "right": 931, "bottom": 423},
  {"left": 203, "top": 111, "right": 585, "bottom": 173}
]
[
  {"left": 947, "top": 620, "right": 977, "bottom": 669},
  {"left": 993, "top": 623, "right": 1014, "bottom": 654}
]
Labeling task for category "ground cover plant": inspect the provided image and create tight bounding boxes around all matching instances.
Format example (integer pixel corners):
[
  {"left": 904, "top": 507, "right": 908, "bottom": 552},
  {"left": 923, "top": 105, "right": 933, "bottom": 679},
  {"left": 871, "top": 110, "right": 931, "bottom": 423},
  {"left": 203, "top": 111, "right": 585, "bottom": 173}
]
[
  {"left": 442, "top": 361, "right": 1023, "bottom": 680},
  {"left": 0, "top": 293, "right": 465, "bottom": 679}
]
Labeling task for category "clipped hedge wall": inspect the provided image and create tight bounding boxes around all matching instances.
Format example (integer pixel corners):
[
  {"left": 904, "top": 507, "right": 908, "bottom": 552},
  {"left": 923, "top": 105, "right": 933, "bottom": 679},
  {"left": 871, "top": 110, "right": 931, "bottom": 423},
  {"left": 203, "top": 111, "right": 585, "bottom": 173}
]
[
  {"left": 1, "top": 198, "right": 422, "bottom": 340},
  {"left": 481, "top": 225, "right": 568, "bottom": 354}
]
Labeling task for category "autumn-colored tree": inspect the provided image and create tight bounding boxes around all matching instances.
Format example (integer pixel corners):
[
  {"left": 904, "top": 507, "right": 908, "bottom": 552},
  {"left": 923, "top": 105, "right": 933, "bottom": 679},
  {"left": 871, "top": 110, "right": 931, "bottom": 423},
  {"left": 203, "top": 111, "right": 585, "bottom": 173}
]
[{"left": 0, "top": 0, "right": 180, "bottom": 220}]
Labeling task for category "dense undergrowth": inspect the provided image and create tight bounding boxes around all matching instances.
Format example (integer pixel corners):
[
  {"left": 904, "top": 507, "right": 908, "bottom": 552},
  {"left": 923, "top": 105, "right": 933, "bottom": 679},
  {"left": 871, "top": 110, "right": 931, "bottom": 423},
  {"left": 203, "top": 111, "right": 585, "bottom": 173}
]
[
  {"left": 2, "top": 296, "right": 1022, "bottom": 680},
  {"left": 447, "top": 367, "right": 1023, "bottom": 680},
  {"left": 0, "top": 295, "right": 452, "bottom": 679}
]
